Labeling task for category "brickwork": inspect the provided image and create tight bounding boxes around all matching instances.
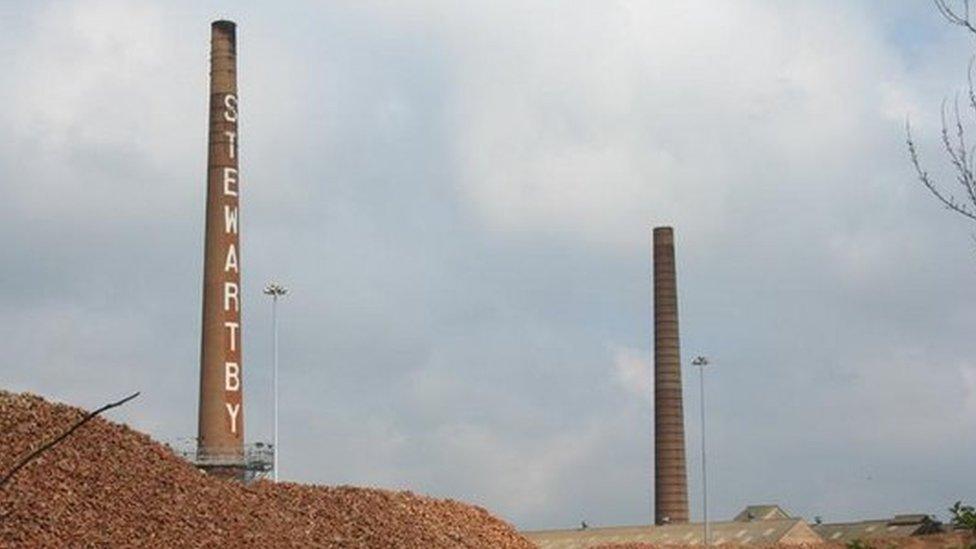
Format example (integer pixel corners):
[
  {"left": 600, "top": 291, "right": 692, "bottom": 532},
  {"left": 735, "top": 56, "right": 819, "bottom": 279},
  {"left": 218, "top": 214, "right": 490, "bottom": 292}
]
[{"left": 653, "top": 227, "right": 689, "bottom": 524}]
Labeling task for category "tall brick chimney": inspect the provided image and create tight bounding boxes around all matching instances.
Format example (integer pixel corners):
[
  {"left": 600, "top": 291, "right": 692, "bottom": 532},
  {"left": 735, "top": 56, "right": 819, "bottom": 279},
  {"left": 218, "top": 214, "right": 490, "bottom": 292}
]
[
  {"left": 653, "top": 226, "right": 689, "bottom": 524},
  {"left": 197, "top": 20, "right": 244, "bottom": 478}
]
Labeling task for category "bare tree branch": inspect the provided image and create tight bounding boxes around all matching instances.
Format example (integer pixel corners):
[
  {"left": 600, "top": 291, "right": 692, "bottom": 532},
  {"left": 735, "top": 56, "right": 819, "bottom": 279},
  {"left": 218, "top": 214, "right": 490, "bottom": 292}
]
[
  {"left": 905, "top": 10, "right": 976, "bottom": 227},
  {"left": 907, "top": 119, "right": 976, "bottom": 221},
  {"left": 0, "top": 391, "right": 141, "bottom": 490},
  {"left": 935, "top": 0, "right": 976, "bottom": 35},
  {"left": 946, "top": 97, "right": 976, "bottom": 207},
  {"left": 906, "top": 5, "right": 976, "bottom": 240}
]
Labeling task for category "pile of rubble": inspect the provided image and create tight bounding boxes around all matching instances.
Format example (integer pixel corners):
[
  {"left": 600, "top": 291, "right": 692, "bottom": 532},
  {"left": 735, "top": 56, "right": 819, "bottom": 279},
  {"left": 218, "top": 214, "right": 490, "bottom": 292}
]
[{"left": 0, "top": 391, "right": 532, "bottom": 548}]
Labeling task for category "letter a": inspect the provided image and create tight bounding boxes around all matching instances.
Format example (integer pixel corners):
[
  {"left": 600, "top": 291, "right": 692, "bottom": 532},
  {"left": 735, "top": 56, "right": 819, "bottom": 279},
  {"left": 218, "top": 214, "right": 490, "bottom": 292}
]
[{"left": 224, "top": 244, "right": 239, "bottom": 273}]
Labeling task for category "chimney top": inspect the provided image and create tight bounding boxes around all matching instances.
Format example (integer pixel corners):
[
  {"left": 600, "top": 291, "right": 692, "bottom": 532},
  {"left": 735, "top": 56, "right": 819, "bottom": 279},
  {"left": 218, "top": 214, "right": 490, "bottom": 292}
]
[
  {"left": 212, "top": 20, "right": 236, "bottom": 31},
  {"left": 653, "top": 226, "right": 674, "bottom": 244}
]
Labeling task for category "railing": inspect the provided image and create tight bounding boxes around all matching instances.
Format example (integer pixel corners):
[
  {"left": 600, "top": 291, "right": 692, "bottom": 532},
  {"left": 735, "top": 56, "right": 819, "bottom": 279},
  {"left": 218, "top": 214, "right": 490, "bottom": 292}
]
[{"left": 174, "top": 441, "right": 274, "bottom": 473}]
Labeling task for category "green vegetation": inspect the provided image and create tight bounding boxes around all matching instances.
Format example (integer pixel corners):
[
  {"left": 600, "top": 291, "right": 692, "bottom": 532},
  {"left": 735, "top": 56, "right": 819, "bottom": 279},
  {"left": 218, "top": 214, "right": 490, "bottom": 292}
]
[{"left": 950, "top": 501, "right": 976, "bottom": 532}]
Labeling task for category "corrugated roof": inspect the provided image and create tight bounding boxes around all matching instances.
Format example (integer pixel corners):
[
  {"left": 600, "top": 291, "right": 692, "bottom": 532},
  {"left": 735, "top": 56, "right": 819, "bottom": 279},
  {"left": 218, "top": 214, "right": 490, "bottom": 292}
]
[
  {"left": 811, "top": 516, "right": 941, "bottom": 543},
  {"left": 524, "top": 519, "right": 816, "bottom": 548}
]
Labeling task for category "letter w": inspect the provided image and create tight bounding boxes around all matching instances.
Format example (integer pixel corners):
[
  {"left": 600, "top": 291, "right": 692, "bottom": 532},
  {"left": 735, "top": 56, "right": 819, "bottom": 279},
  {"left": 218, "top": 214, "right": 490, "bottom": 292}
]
[{"left": 224, "top": 205, "right": 238, "bottom": 235}]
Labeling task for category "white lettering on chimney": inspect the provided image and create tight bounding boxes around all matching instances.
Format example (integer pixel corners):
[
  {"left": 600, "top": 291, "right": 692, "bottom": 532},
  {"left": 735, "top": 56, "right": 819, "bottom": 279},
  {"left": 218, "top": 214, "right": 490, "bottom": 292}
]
[
  {"left": 223, "top": 167, "right": 238, "bottom": 197},
  {"left": 225, "top": 402, "right": 240, "bottom": 434},
  {"left": 223, "top": 282, "right": 239, "bottom": 312}
]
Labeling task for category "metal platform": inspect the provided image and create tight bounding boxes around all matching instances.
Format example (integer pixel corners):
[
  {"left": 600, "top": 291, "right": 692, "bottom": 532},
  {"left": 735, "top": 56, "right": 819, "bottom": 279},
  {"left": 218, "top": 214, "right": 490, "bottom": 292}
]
[{"left": 173, "top": 440, "right": 274, "bottom": 483}]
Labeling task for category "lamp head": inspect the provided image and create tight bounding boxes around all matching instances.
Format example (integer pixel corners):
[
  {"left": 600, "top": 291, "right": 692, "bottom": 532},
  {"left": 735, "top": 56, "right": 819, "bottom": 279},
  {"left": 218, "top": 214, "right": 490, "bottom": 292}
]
[{"left": 264, "top": 283, "right": 288, "bottom": 297}]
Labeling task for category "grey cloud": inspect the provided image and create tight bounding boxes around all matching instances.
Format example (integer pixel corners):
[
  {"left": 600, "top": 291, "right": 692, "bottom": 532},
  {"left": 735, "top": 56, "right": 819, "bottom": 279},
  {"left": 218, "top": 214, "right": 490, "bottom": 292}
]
[{"left": 1, "top": 0, "right": 975, "bottom": 532}]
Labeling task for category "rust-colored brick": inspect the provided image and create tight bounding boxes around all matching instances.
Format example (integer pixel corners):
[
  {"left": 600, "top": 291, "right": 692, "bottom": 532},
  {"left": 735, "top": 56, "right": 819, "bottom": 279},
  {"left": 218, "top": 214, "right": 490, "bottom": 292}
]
[
  {"left": 197, "top": 20, "right": 244, "bottom": 473},
  {"left": 653, "top": 227, "right": 689, "bottom": 524}
]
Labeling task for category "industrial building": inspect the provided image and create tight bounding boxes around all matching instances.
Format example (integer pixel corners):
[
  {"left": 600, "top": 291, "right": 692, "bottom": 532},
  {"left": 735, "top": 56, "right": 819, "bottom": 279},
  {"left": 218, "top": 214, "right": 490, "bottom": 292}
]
[
  {"left": 523, "top": 506, "right": 821, "bottom": 548},
  {"left": 812, "top": 514, "right": 943, "bottom": 544},
  {"left": 523, "top": 506, "right": 946, "bottom": 547},
  {"left": 733, "top": 504, "right": 792, "bottom": 522}
]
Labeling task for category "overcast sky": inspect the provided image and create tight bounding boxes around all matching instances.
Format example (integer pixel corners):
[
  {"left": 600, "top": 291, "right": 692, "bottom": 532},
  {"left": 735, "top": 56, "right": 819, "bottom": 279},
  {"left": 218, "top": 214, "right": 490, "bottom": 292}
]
[{"left": 2, "top": 0, "right": 976, "bottom": 531}]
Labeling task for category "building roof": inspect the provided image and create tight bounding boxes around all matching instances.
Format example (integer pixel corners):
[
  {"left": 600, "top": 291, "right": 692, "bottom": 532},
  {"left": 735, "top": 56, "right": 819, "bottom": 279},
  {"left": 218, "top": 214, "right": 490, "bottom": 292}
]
[
  {"left": 889, "top": 514, "right": 932, "bottom": 526},
  {"left": 523, "top": 519, "right": 821, "bottom": 548},
  {"left": 811, "top": 515, "right": 942, "bottom": 543},
  {"left": 733, "top": 504, "right": 793, "bottom": 522}
]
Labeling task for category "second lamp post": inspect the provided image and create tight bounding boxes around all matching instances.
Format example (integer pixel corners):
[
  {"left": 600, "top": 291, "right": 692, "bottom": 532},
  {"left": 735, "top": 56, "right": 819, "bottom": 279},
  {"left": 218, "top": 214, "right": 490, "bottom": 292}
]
[
  {"left": 263, "top": 282, "right": 288, "bottom": 482},
  {"left": 691, "top": 355, "right": 710, "bottom": 545}
]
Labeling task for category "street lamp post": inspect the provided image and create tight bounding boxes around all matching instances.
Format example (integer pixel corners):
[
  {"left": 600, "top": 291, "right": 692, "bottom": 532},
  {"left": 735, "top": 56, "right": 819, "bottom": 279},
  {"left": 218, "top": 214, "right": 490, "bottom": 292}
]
[
  {"left": 263, "top": 282, "right": 288, "bottom": 482},
  {"left": 692, "top": 356, "right": 710, "bottom": 546}
]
